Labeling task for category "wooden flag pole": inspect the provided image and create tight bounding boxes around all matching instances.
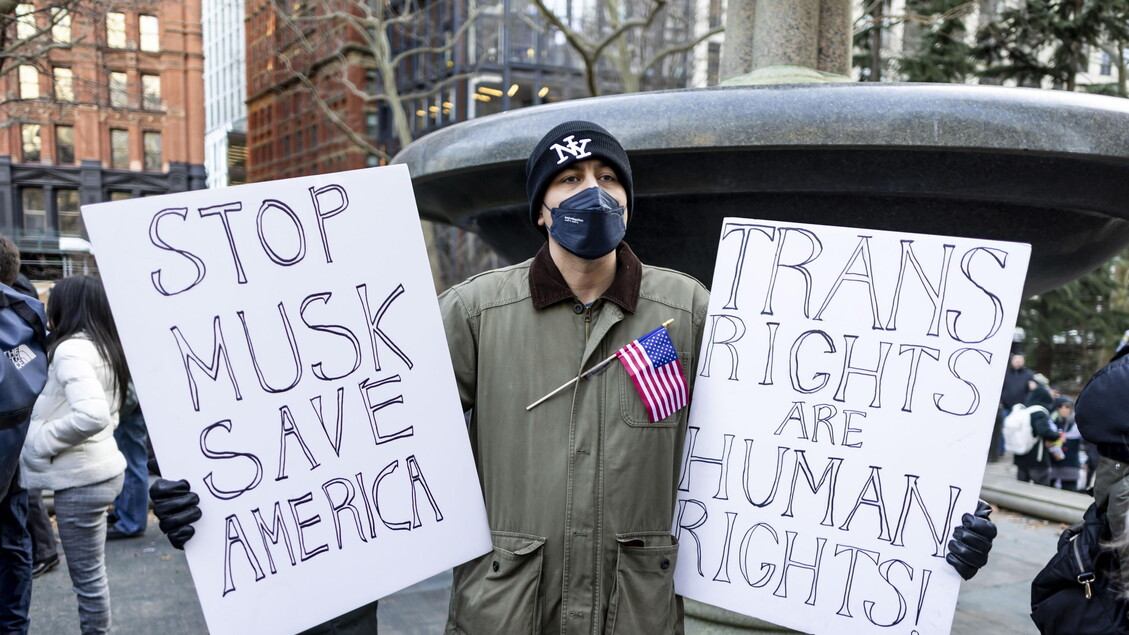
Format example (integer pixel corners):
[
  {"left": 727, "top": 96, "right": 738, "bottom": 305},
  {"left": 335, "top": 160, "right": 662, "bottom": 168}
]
[{"left": 525, "top": 319, "right": 674, "bottom": 412}]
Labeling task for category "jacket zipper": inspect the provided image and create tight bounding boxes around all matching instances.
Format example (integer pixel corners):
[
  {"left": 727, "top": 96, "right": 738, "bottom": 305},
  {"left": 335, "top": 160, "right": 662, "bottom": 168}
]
[{"left": 1070, "top": 534, "right": 1095, "bottom": 598}]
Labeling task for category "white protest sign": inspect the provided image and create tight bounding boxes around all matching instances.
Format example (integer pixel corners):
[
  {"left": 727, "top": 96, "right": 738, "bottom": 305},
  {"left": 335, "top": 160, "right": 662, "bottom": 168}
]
[
  {"left": 82, "top": 166, "right": 490, "bottom": 635},
  {"left": 674, "top": 218, "right": 1030, "bottom": 635}
]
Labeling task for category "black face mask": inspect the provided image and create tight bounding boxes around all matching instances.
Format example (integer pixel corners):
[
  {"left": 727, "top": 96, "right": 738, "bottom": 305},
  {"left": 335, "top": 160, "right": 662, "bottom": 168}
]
[{"left": 545, "top": 187, "right": 626, "bottom": 260}]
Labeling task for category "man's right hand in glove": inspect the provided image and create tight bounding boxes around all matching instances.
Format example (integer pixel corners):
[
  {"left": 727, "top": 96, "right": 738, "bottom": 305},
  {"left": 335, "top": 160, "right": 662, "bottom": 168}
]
[{"left": 149, "top": 476, "right": 201, "bottom": 550}]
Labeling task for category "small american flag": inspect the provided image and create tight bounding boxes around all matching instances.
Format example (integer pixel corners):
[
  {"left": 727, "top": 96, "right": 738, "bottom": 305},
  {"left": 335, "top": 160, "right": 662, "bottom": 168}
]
[{"left": 616, "top": 326, "right": 688, "bottom": 422}]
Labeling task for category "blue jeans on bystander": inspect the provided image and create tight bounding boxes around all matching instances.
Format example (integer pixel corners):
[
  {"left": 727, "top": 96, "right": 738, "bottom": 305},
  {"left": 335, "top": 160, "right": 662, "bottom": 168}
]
[{"left": 110, "top": 408, "right": 148, "bottom": 536}]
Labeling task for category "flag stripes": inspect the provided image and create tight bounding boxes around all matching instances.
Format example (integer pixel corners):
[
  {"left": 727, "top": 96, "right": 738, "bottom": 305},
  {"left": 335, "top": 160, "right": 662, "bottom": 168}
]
[{"left": 616, "top": 327, "right": 688, "bottom": 423}]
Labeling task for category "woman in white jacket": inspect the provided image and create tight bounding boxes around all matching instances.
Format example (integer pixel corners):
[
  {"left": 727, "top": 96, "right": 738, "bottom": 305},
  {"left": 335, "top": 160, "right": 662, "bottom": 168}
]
[{"left": 20, "top": 275, "right": 129, "bottom": 635}]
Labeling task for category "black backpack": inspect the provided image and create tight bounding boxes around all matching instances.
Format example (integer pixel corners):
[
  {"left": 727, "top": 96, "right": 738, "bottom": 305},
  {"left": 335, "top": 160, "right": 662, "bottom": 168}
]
[
  {"left": 0, "top": 283, "right": 49, "bottom": 500},
  {"left": 1031, "top": 502, "right": 1129, "bottom": 634}
]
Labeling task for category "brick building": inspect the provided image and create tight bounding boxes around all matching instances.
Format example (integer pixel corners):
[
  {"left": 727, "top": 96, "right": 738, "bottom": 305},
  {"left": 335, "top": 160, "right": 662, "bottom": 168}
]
[
  {"left": 0, "top": 0, "right": 205, "bottom": 278},
  {"left": 243, "top": 0, "right": 383, "bottom": 182}
]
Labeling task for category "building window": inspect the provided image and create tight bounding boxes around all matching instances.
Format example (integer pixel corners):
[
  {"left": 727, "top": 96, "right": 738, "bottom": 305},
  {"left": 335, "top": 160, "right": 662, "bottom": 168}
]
[
  {"left": 366, "top": 112, "right": 377, "bottom": 139},
  {"left": 106, "top": 12, "right": 126, "bottom": 48},
  {"left": 54, "top": 67, "right": 73, "bottom": 101},
  {"left": 139, "top": 15, "right": 159, "bottom": 52},
  {"left": 21, "top": 188, "right": 47, "bottom": 233},
  {"left": 21, "top": 124, "right": 41, "bottom": 162},
  {"left": 142, "top": 74, "right": 161, "bottom": 109},
  {"left": 15, "top": 4, "right": 36, "bottom": 40},
  {"left": 19, "top": 65, "right": 38, "bottom": 99},
  {"left": 110, "top": 129, "right": 130, "bottom": 168},
  {"left": 57, "top": 190, "right": 82, "bottom": 237},
  {"left": 56, "top": 125, "right": 74, "bottom": 164},
  {"left": 51, "top": 8, "right": 71, "bottom": 43},
  {"left": 109, "top": 191, "right": 132, "bottom": 201},
  {"left": 143, "top": 131, "right": 162, "bottom": 171},
  {"left": 109, "top": 71, "right": 127, "bottom": 107},
  {"left": 1101, "top": 51, "right": 1113, "bottom": 76}
]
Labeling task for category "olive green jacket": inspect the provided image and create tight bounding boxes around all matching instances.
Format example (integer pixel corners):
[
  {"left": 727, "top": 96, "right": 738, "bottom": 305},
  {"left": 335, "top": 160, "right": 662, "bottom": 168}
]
[{"left": 439, "top": 244, "right": 709, "bottom": 635}]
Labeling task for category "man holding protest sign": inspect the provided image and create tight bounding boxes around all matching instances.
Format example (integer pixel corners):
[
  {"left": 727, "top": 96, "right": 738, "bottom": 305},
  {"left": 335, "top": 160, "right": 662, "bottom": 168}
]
[
  {"left": 436, "top": 120, "right": 711, "bottom": 634},
  {"left": 149, "top": 120, "right": 996, "bottom": 634}
]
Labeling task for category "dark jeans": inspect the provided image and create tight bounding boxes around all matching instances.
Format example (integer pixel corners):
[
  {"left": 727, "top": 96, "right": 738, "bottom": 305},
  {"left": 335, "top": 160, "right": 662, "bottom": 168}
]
[
  {"left": 111, "top": 409, "right": 149, "bottom": 535},
  {"left": 0, "top": 468, "right": 32, "bottom": 635},
  {"left": 27, "top": 489, "right": 56, "bottom": 564}
]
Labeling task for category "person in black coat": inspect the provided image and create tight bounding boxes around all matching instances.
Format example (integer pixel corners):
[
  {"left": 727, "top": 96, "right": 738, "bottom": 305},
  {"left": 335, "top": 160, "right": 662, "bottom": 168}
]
[
  {"left": 1013, "top": 383, "right": 1062, "bottom": 485},
  {"left": 992, "top": 353, "right": 1036, "bottom": 461},
  {"left": 1075, "top": 347, "right": 1129, "bottom": 575},
  {"left": 1031, "top": 348, "right": 1129, "bottom": 634},
  {"left": 1001, "top": 353, "right": 1036, "bottom": 410}
]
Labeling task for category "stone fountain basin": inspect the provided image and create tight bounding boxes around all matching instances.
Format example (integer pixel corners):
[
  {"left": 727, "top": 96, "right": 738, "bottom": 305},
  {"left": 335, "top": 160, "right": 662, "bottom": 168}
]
[{"left": 393, "top": 83, "right": 1129, "bottom": 295}]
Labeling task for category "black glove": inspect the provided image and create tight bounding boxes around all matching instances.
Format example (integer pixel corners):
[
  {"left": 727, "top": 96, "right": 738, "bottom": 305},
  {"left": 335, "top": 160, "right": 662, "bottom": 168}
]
[
  {"left": 149, "top": 477, "right": 202, "bottom": 550},
  {"left": 946, "top": 500, "right": 996, "bottom": 580}
]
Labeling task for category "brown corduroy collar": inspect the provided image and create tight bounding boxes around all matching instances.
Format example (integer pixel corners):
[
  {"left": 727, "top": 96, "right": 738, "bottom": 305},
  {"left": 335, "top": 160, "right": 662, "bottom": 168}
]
[{"left": 529, "top": 242, "right": 641, "bottom": 313}]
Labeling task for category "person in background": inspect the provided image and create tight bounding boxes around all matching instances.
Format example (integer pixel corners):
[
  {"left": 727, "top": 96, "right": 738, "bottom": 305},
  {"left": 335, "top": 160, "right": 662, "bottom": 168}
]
[
  {"left": 1032, "top": 351, "right": 1129, "bottom": 633},
  {"left": 1047, "top": 396, "right": 1084, "bottom": 491},
  {"left": 1075, "top": 347, "right": 1129, "bottom": 574},
  {"left": 19, "top": 276, "right": 129, "bottom": 635},
  {"left": 1, "top": 260, "right": 66, "bottom": 582},
  {"left": 1013, "top": 380, "right": 1062, "bottom": 486},
  {"left": 106, "top": 385, "right": 148, "bottom": 540},
  {"left": 1001, "top": 353, "right": 1035, "bottom": 411},
  {"left": 0, "top": 235, "right": 37, "bottom": 634},
  {"left": 993, "top": 352, "right": 1036, "bottom": 461}
]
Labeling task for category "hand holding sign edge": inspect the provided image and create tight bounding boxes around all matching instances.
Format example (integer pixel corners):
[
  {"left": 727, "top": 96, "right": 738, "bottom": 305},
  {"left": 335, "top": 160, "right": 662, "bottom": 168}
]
[
  {"left": 149, "top": 461, "right": 202, "bottom": 551},
  {"left": 946, "top": 500, "right": 997, "bottom": 580}
]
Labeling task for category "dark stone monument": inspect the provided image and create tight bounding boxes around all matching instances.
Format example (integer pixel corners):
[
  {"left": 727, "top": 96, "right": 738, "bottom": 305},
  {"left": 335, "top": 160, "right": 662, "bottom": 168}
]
[{"left": 394, "top": 83, "right": 1129, "bottom": 296}]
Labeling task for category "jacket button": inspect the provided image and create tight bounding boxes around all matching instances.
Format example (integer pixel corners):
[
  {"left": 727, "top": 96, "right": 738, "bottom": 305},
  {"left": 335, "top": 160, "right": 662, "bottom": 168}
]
[
  {"left": 661, "top": 558, "right": 670, "bottom": 570},
  {"left": 492, "top": 560, "right": 499, "bottom": 572},
  {"left": 573, "top": 303, "right": 584, "bottom": 314}
]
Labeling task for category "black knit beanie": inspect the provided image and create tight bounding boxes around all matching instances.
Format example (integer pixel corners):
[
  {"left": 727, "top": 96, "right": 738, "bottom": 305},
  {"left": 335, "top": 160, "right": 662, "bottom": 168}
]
[{"left": 525, "top": 121, "right": 633, "bottom": 233}]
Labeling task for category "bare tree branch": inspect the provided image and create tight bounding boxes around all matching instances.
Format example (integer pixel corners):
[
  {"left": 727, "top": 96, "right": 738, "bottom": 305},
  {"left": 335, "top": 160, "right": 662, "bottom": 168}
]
[
  {"left": 0, "top": 0, "right": 89, "bottom": 76},
  {"left": 532, "top": 0, "right": 717, "bottom": 96},
  {"left": 638, "top": 25, "right": 723, "bottom": 77},
  {"left": 267, "top": 0, "right": 484, "bottom": 155}
]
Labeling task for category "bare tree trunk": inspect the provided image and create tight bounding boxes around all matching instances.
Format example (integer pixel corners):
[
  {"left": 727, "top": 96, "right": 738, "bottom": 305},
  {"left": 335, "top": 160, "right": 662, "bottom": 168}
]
[
  {"left": 1066, "top": 0, "right": 1083, "bottom": 92},
  {"left": 374, "top": 27, "right": 413, "bottom": 151},
  {"left": 869, "top": 2, "right": 883, "bottom": 82},
  {"left": 976, "top": 0, "right": 1003, "bottom": 85},
  {"left": 1120, "top": 42, "right": 1128, "bottom": 97},
  {"left": 607, "top": 0, "right": 638, "bottom": 92}
]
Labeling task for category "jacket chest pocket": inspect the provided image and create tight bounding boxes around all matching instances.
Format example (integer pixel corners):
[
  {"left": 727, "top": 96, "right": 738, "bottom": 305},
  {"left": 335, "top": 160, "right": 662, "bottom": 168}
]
[
  {"left": 447, "top": 531, "right": 546, "bottom": 635},
  {"left": 619, "top": 353, "right": 691, "bottom": 428}
]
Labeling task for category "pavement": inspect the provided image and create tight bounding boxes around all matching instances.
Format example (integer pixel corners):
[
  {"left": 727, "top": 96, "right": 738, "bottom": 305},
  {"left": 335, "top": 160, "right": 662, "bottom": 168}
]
[{"left": 27, "top": 458, "right": 1084, "bottom": 634}]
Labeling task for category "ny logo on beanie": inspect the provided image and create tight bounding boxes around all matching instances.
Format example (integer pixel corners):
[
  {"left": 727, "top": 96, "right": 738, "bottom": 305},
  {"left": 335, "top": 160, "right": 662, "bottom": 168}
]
[{"left": 550, "top": 135, "right": 592, "bottom": 164}]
